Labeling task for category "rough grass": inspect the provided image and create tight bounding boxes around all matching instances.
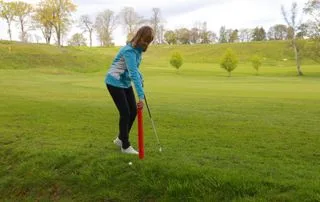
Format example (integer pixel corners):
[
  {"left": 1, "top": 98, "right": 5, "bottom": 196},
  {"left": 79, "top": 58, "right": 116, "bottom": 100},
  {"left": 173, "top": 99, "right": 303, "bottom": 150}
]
[{"left": 0, "top": 41, "right": 320, "bottom": 201}]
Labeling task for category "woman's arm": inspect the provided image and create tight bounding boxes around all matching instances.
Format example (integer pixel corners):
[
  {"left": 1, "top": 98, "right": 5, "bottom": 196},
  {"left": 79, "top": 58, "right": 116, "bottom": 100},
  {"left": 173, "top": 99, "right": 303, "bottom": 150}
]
[{"left": 123, "top": 49, "right": 145, "bottom": 100}]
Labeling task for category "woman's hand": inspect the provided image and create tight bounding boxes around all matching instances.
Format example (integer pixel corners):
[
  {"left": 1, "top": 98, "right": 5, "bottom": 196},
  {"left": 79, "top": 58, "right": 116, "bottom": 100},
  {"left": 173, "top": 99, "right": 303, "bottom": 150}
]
[{"left": 137, "top": 99, "right": 144, "bottom": 109}]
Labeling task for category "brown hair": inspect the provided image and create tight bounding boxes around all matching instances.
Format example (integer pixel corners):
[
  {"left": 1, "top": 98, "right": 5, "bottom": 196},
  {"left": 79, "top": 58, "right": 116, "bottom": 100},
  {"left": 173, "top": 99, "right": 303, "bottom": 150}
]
[{"left": 130, "top": 26, "right": 154, "bottom": 52}]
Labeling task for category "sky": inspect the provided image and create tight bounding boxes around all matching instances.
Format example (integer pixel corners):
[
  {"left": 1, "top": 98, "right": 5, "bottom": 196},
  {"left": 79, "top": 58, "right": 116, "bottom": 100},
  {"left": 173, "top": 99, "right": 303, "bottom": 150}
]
[{"left": 0, "top": 0, "right": 309, "bottom": 45}]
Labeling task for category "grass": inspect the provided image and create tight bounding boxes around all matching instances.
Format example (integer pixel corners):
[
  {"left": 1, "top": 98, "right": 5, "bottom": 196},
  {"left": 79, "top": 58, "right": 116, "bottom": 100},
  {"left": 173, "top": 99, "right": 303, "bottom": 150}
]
[
  {"left": 0, "top": 41, "right": 117, "bottom": 72},
  {"left": 0, "top": 41, "right": 320, "bottom": 201},
  {"left": 0, "top": 40, "right": 317, "bottom": 72}
]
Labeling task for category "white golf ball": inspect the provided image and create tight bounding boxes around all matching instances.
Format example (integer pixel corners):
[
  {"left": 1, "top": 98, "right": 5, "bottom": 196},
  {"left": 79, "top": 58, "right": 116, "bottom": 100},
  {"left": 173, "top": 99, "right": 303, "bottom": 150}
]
[{"left": 128, "top": 162, "right": 133, "bottom": 166}]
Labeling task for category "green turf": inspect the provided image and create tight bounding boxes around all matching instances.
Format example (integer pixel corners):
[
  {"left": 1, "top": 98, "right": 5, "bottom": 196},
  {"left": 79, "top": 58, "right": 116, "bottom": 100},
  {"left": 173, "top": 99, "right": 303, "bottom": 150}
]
[{"left": 1, "top": 41, "right": 320, "bottom": 201}]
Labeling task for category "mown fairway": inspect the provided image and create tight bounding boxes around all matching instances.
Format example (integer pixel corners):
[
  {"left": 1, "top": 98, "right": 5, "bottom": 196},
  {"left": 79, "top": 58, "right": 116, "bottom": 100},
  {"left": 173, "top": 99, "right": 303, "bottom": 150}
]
[{"left": 1, "top": 42, "right": 320, "bottom": 201}]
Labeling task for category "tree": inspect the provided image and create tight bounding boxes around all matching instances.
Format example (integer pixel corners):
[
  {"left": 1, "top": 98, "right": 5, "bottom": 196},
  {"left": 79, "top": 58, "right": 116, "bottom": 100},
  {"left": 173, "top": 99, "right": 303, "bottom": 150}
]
[
  {"left": 225, "top": 29, "right": 234, "bottom": 43},
  {"left": 13, "top": 1, "right": 33, "bottom": 42},
  {"left": 282, "top": 2, "right": 304, "bottom": 76},
  {"left": 190, "top": 27, "right": 200, "bottom": 44},
  {"left": 268, "top": 24, "right": 288, "bottom": 40},
  {"left": 150, "top": 8, "right": 163, "bottom": 44},
  {"left": 297, "top": 23, "right": 309, "bottom": 38},
  {"left": 200, "top": 22, "right": 217, "bottom": 44},
  {"left": 164, "top": 30, "right": 177, "bottom": 44},
  {"left": 239, "top": 29, "right": 252, "bottom": 42},
  {"left": 191, "top": 21, "right": 202, "bottom": 44},
  {"left": 304, "top": 0, "right": 320, "bottom": 36},
  {"left": 33, "top": 1, "right": 53, "bottom": 44},
  {"left": 41, "top": 0, "right": 77, "bottom": 46},
  {"left": 0, "top": 0, "right": 2, "bottom": 15},
  {"left": 260, "top": 28, "right": 267, "bottom": 40},
  {"left": 251, "top": 55, "right": 262, "bottom": 75},
  {"left": 202, "top": 31, "right": 217, "bottom": 44},
  {"left": 219, "top": 26, "right": 227, "bottom": 43},
  {"left": 220, "top": 48, "right": 238, "bottom": 77},
  {"left": 120, "top": 7, "right": 144, "bottom": 40},
  {"left": 170, "top": 52, "right": 183, "bottom": 72},
  {"left": 229, "top": 29, "right": 239, "bottom": 43},
  {"left": 95, "top": 9, "right": 118, "bottom": 46},
  {"left": 175, "top": 28, "right": 190, "bottom": 44},
  {"left": 158, "top": 25, "right": 165, "bottom": 44},
  {"left": 252, "top": 27, "right": 266, "bottom": 41},
  {"left": 304, "top": 0, "right": 320, "bottom": 62},
  {"left": 68, "top": 33, "right": 87, "bottom": 46},
  {"left": 190, "top": 21, "right": 213, "bottom": 44},
  {"left": 287, "top": 26, "right": 295, "bottom": 39},
  {"left": 79, "top": 15, "right": 94, "bottom": 47},
  {"left": 0, "top": 1, "right": 15, "bottom": 41}
]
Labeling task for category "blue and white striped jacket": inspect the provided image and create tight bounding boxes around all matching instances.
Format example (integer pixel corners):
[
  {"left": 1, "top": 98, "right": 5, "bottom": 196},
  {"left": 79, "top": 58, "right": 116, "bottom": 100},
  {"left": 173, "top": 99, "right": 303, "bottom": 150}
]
[{"left": 105, "top": 43, "right": 144, "bottom": 100}]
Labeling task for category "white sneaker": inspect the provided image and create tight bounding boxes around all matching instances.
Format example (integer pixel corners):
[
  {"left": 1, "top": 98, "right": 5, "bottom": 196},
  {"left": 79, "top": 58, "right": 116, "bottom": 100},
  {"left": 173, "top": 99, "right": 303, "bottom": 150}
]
[
  {"left": 121, "top": 146, "right": 139, "bottom": 155},
  {"left": 113, "top": 137, "right": 122, "bottom": 147}
]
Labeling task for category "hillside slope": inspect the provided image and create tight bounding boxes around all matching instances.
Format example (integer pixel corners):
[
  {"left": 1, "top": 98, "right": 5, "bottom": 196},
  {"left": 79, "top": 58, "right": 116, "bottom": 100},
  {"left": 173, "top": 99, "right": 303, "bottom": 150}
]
[{"left": 0, "top": 40, "right": 316, "bottom": 72}]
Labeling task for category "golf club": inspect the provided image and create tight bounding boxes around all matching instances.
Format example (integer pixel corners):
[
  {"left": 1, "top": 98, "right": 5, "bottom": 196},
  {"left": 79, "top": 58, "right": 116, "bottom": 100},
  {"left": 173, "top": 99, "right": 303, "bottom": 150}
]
[{"left": 144, "top": 95, "right": 162, "bottom": 152}]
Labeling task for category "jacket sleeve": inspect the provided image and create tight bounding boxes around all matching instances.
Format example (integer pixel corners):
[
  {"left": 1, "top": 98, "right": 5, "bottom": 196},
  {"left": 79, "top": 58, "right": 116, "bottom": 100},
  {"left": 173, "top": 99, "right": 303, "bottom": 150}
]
[
  {"left": 139, "top": 71, "right": 144, "bottom": 87},
  {"left": 123, "top": 49, "right": 145, "bottom": 100}
]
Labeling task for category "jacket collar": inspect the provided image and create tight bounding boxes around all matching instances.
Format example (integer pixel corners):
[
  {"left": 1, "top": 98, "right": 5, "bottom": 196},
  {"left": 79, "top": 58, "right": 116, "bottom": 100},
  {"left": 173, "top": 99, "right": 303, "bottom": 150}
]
[{"left": 128, "top": 42, "right": 143, "bottom": 53}]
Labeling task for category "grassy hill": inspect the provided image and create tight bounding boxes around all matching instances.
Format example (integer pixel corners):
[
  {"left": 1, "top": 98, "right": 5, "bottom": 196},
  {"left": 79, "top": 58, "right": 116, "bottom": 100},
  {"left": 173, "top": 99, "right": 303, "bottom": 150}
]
[
  {"left": 0, "top": 41, "right": 116, "bottom": 72},
  {"left": 0, "top": 40, "right": 317, "bottom": 73}
]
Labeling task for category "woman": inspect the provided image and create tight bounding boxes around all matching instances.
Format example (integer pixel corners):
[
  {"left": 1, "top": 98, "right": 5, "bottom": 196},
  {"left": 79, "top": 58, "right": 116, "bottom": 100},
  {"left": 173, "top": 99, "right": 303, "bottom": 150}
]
[{"left": 105, "top": 26, "right": 154, "bottom": 154}]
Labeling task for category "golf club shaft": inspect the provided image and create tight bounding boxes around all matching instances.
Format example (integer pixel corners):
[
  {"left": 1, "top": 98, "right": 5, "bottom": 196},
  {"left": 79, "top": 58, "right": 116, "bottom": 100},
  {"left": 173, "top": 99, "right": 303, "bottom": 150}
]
[
  {"left": 144, "top": 96, "right": 162, "bottom": 148},
  {"left": 150, "top": 117, "right": 160, "bottom": 145},
  {"left": 144, "top": 96, "right": 152, "bottom": 119}
]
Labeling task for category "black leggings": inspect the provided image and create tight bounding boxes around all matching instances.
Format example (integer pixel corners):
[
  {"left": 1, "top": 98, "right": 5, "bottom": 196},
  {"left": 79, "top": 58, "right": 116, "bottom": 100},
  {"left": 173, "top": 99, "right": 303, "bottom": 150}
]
[{"left": 107, "top": 84, "right": 137, "bottom": 149}]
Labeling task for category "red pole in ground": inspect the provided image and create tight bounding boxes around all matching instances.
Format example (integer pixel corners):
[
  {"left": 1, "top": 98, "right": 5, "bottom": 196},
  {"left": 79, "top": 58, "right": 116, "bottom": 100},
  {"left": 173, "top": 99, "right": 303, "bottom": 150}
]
[{"left": 137, "top": 106, "right": 144, "bottom": 159}]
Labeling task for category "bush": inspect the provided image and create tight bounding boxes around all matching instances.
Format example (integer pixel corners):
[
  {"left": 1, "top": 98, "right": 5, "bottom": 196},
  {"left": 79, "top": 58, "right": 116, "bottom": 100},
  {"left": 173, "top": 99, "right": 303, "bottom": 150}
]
[
  {"left": 251, "top": 55, "right": 262, "bottom": 75},
  {"left": 170, "top": 52, "right": 183, "bottom": 71},
  {"left": 220, "top": 48, "right": 238, "bottom": 77}
]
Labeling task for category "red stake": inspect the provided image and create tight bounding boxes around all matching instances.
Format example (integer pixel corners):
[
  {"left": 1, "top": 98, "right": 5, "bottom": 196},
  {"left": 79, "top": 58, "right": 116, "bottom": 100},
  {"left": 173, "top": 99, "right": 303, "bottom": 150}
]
[{"left": 137, "top": 106, "right": 144, "bottom": 159}]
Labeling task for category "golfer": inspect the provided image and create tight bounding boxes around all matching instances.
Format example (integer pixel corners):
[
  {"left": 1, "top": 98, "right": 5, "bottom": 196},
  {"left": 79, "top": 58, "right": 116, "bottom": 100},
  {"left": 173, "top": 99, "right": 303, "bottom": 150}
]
[{"left": 105, "top": 26, "right": 154, "bottom": 154}]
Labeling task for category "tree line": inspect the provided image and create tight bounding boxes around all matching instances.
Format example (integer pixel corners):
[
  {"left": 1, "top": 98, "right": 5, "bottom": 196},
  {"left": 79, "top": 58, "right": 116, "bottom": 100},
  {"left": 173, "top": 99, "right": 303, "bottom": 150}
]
[
  {"left": 0, "top": 0, "right": 319, "bottom": 50},
  {"left": 165, "top": 25, "right": 295, "bottom": 45},
  {"left": 0, "top": 0, "right": 76, "bottom": 46},
  {"left": 0, "top": 0, "right": 165, "bottom": 46}
]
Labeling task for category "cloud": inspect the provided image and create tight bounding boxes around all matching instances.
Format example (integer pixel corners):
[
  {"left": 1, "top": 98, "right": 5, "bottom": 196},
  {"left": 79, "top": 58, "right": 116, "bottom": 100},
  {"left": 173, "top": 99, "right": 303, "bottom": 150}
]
[
  {"left": 165, "top": 0, "right": 307, "bottom": 31},
  {"left": 142, "top": 0, "right": 224, "bottom": 17},
  {"left": 72, "top": 0, "right": 223, "bottom": 17}
]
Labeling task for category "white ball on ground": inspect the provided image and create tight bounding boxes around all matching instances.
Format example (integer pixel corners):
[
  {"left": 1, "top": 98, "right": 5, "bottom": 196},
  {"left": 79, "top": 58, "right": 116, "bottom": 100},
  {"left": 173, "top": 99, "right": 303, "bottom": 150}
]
[{"left": 128, "top": 162, "right": 133, "bottom": 166}]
